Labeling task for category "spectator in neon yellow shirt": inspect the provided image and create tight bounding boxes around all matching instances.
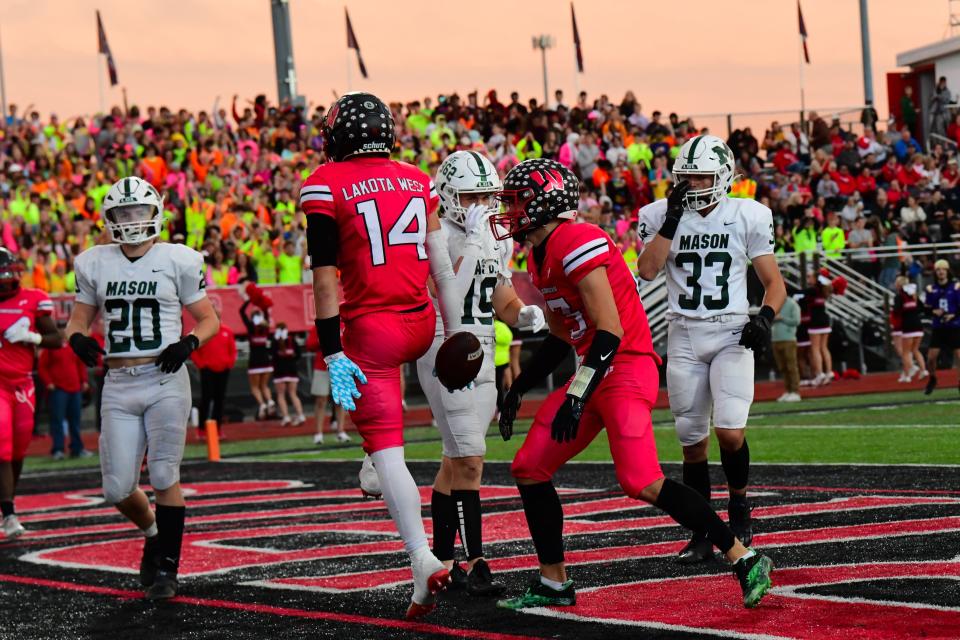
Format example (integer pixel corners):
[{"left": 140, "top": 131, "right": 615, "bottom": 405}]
[
  {"left": 277, "top": 239, "right": 302, "bottom": 284},
  {"left": 627, "top": 134, "right": 653, "bottom": 169},
  {"left": 429, "top": 115, "right": 456, "bottom": 151},
  {"left": 821, "top": 211, "right": 845, "bottom": 260},
  {"left": 254, "top": 233, "right": 279, "bottom": 284},
  {"left": 516, "top": 132, "right": 543, "bottom": 161}
]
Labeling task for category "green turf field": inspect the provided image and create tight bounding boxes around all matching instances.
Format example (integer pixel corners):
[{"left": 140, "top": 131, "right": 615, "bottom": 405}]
[{"left": 23, "top": 388, "right": 960, "bottom": 474}]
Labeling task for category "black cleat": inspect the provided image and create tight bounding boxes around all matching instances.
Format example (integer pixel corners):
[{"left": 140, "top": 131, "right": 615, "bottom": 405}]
[
  {"left": 924, "top": 374, "right": 938, "bottom": 395},
  {"left": 735, "top": 552, "right": 774, "bottom": 608},
  {"left": 139, "top": 535, "right": 159, "bottom": 587},
  {"left": 676, "top": 533, "right": 714, "bottom": 564},
  {"left": 497, "top": 577, "right": 575, "bottom": 609},
  {"left": 466, "top": 558, "right": 504, "bottom": 597},
  {"left": 728, "top": 495, "right": 753, "bottom": 547},
  {"left": 146, "top": 570, "right": 178, "bottom": 601},
  {"left": 448, "top": 561, "right": 468, "bottom": 591}
]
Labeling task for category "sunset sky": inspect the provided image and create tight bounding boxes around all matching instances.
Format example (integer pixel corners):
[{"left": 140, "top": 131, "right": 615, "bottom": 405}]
[{"left": 0, "top": 0, "right": 952, "bottom": 132}]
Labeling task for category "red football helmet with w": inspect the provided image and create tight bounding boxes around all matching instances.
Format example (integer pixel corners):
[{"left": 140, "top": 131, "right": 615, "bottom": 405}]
[{"left": 490, "top": 159, "right": 579, "bottom": 241}]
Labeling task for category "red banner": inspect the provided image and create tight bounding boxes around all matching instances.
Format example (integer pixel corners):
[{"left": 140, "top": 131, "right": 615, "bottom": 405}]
[{"left": 51, "top": 274, "right": 545, "bottom": 337}]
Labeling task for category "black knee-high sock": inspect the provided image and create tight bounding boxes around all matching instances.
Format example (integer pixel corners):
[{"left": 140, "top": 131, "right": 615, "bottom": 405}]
[
  {"left": 518, "top": 481, "right": 564, "bottom": 565},
  {"left": 0, "top": 501, "right": 13, "bottom": 517},
  {"left": 682, "top": 460, "right": 712, "bottom": 502},
  {"left": 451, "top": 489, "right": 483, "bottom": 561},
  {"left": 720, "top": 440, "right": 750, "bottom": 492},
  {"left": 655, "top": 478, "right": 735, "bottom": 554},
  {"left": 430, "top": 490, "right": 456, "bottom": 562},
  {"left": 155, "top": 504, "right": 186, "bottom": 574}
]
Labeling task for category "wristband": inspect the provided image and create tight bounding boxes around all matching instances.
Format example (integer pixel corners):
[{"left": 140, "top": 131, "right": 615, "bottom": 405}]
[
  {"left": 315, "top": 315, "right": 343, "bottom": 357},
  {"left": 657, "top": 215, "right": 681, "bottom": 241}
]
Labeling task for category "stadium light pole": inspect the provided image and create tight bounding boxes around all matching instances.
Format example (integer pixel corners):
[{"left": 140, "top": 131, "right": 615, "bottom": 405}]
[
  {"left": 270, "top": 0, "right": 303, "bottom": 107},
  {"left": 859, "top": 0, "right": 874, "bottom": 106},
  {"left": 532, "top": 35, "right": 554, "bottom": 108}
]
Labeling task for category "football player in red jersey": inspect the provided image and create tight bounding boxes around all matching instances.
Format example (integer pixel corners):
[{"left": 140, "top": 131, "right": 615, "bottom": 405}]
[
  {"left": 491, "top": 159, "right": 774, "bottom": 611},
  {"left": 301, "top": 92, "right": 463, "bottom": 620},
  {"left": 0, "top": 248, "right": 61, "bottom": 539}
]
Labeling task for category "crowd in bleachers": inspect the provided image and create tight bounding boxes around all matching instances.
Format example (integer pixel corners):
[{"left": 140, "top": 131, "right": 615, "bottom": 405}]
[{"left": 1, "top": 86, "right": 958, "bottom": 296}]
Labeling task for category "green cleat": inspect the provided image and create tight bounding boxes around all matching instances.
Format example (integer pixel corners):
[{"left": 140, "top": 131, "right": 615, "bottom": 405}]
[
  {"left": 735, "top": 552, "right": 774, "bottom": 608},
  {"left": 497, "top": 578, "right": 576, "bottom": 610}
]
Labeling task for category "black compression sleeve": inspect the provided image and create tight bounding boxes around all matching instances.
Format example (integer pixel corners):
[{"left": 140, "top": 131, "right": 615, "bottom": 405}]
[
  {"left": 567, "top": 329, "right": 621, "bottom": 404},
  {"left": 509, "top": 334, "right": 571, "bottom": 396},
  {"left": 315, "top": 315, "right": 342, "bottom": 357},
  {"left": 307, "top": 214, "right": 339, "bottom": 267}
]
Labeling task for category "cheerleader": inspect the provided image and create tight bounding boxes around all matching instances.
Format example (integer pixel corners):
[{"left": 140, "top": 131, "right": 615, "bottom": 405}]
[
  {"left": 271, "top": 323, "right": 305, "bottom": 426},
  {"left": 240, "top": 298, "right": 275, "bottom": 420},
  {"left": 895, "top": 276, "right": 928, "bottom": 383},
  {"left": 890, "top": 299, "right": 904, "bottom": 367},
  {"left": 805, "top": 270, "right": 833, "bottom": 386}
]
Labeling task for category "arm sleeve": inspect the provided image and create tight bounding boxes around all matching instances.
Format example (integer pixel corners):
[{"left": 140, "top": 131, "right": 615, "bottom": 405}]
[
  {"left": 178, "top": 249, "right": 208, "bottom": 306},
  {"left": 746, "top": 205, "right": 776, "bottom": 259},
  {"left": 497, "top": 238, "right": 514, "bottom": 287},
  {"left": 307, "top": 213, "right": 339, "bottom": 267},
  {"left": 34, "top": 291, "right": 53, "bottom": 317},
  {"left": 73, "top": 255, "right": 97, "bottom": 306},
  {"left": 426, "top": 229, "right": 462, "bottom": 335}
]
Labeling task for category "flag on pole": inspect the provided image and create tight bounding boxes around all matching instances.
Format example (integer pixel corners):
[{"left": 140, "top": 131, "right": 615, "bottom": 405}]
[
  {"left": 571, "top": 2, "right": 584, "bottom": 73},
  {"left": 797, "top": 1, "right": 810, "bottom": 64},
  {"left": 96, "top": 10, "right": 118, "bottom": 86},
  {"left": 345, "top": 8, "right": 368, "bottom": 79}
]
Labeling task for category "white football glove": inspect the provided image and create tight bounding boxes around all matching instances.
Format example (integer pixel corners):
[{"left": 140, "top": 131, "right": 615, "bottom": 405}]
[
  {"left": 516, "top": 305, "right": 546, "bottom": 333},
  {"left": 3, "top": 316, "right": 41, "bottom": 345},
  {"left": 464, "top": 203, "right": 489, "bottom": 239}
]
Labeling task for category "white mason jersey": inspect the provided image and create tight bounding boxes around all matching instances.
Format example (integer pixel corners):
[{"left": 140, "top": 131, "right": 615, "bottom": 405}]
[
  {"left": 638, "top": 197, "right": 774, "bottom": 318},
  {"left": 74, "top": 243, "right": 207, "bottom": 358},
  {"left": 431, "top": 217, "right": 513, "bottom": 338}
]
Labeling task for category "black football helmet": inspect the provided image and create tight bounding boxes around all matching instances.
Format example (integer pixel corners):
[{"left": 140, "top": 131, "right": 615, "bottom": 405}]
[
  {"left": 490, "top": 159, "right": 579, "bottom": 241},
  {"left": 323, "top": 92, "right": 395, "bottom": 162},
  {"left": 0, "top": 247, "right": 23, "bottom": 300}
]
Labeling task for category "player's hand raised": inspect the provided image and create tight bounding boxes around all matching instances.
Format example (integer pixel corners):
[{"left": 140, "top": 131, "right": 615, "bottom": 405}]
[
  {"left": 658, "top": 180, "right": 690, "bottom": 241},
  {"left": 464, "top": 203, "right": 490, "bottom": 238},
  {"left": 325, "top": 352, "right": 368, "bottom": 412},
  {"left": 499, "top": 387, "right": 521, "bottom": 441},
  {"left": 551, "top": 394, "right": 585, "bottom": 443},
  {"left": 516, "top": 305, "right": 546, "bottom": 333}
]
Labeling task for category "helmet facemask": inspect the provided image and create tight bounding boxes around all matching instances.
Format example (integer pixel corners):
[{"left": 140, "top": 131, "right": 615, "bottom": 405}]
[
  {"left": 105, "top": 204, "right": 162, "bottom": 244},
  {"left": 674, "top": 171, "right": 725, "bottom": 211},
  {"left": 490, "top": 188, "right": 537, "bottom": 241}
]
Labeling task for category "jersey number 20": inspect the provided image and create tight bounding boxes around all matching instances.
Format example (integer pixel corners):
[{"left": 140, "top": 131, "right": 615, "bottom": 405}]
[
  {"left": 105, "top": 298, "right": 162, "bottom": 352},
  {"left": 356, "top": 197, "right": 427, "bottom": 266}
]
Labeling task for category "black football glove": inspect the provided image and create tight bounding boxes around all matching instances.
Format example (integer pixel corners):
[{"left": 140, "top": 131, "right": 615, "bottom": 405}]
[
  {"left": 551, "top": 395, "right": 586, "bottom": 443},
  {"left": 499, "top": 387, "right": 521, "bottom": 441},
  {"left": 658, "top": 180, "right": 691, "bottom": 241},
  {"left": 68, "top": 333, "right": 106, "bottom": 367},
  {"left": 739, "top": 306, "right": 775, "bottom": 353},
  {"left": 156, "top": 335, "right": 200, "bottom": 373}
]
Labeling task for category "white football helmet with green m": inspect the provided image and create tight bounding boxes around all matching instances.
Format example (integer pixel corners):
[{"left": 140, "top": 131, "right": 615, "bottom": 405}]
[
  {"left": 102, "top": 176, "right": 165, "bottom": 244},
  {"left": 435, "top": 150, "right": 501, "bottom": 228},
  {"left": 672, "top": 134, "right": 736, "bottom": 211}
]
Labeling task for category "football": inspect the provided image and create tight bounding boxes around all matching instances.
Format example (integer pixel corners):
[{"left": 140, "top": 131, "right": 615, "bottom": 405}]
[{"left": 435, "top": 331, "right": 484, "bottom": 391}]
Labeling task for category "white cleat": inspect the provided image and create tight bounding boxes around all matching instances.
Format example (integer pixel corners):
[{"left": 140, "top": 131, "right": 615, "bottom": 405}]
[
  {"left": 405, "top": 549, "right": 450, "bottom": 620},
  {"left": 336, "top": 431, "right": 352, "bottom": 443},
  {"left": 312, "top": 433, "right": 324, "bottom": 445},
  {"left": 3, "top": 514, "right": 25, "bottom": 539},
  {"left": 359, "top": 454, "right": 382, "bottom": 499}
]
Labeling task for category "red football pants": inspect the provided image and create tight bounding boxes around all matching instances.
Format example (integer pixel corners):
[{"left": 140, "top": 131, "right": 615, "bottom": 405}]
[
  {"left": 0, "top": 379, "right": 36, "bottom": 462},
  {"left": 343, "top": 305, "right": 435, "bottom": 454},
  {"left": 512, "top": 355, "right": 664, "bottom": 498}
]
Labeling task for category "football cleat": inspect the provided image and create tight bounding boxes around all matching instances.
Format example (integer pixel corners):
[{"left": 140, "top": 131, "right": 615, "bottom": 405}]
[
  {"left": 405, "top": 551, "right": 450, "bottom": 620},
  {"left": 448, "top": 561, "right": 468, "bottom": 591},
  {"left": 359, "top": 454, "right": 382, "bottom": 499},
  {"left": 2, "top": 514, "right": 25, "bottom": 539},
  {"left": 497, "top": 577, "right": 576, "bottom": 610},
  {"left": 728, "top": 494, "right": 753, "bottom": 548},
  {"left": 335, "top": 431, "right": 352, "bottom": 443},
  {"left": 735, "top": 552, "right": 774, "bottom": 608},
  {"left": 146, "top": 570, "right": 178, "bottom": 601},
  {"left": 139, "top": 535, "right": 159, "bottom": 586},
  {"left": 924, "top": 374, "right": 938, "bottom": 395},
  {"left": 676, "top": 533, "right": 714, "bottom": 564},
  {"left": 466, "top": 558, "right": 504, "bottom": 597}
]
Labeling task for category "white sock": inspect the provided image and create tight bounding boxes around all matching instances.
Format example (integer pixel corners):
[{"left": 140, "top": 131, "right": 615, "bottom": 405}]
[
  {"left": 736, "top": 549, "right": 757, "bottom": 564},
  {"left": 540, "top": 575, "right": 566, "bottom": 591},
  {"left": 142, "top": 522, "right": 158, "bottom": 538},
  {"left": 370, "top": 447, "right": 428, "bottom": 555}
]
